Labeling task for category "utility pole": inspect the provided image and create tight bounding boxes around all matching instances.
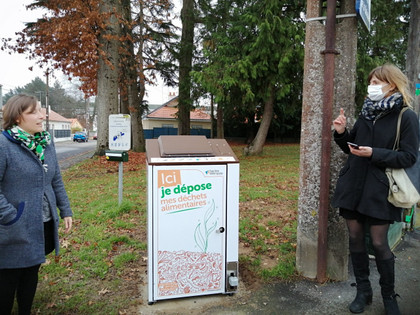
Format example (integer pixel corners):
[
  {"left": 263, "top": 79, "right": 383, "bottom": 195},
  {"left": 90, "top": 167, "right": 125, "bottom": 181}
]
[
  {"left": 0, "top": 84, "right": 3, "bottom": 107},
  {"left": 36, "top": 91, "right": 43, "bottom": 105},
  {"left": 85, "top": 97, "right": 90, "bottom": 137},
  {"left": 45, "top": 69, "right": 50, "bottom": 132}
]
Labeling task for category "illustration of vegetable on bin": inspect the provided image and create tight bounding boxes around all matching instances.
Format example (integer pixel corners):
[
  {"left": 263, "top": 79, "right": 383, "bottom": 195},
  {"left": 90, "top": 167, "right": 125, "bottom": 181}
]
[{"left": 194, "top": 199, "right": 218, "bottom": 253}]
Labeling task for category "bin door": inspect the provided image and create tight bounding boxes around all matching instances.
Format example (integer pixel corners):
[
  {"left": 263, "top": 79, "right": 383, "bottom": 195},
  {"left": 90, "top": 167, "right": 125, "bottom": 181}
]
[{"left": 152, "top": 164, "right": 227, "bottom": 300}]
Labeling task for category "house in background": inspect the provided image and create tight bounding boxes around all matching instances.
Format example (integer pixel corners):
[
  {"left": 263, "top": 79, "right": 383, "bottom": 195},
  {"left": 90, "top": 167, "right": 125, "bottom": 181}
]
[
  {"left": 143, "top": 94, "right": 212, "bottom": 138},
  {"left": 41, "top": 108, "right": 72, "bottom": 142},
  {"left": 69, "top": 118, "right": 84, "bottom": 132}
]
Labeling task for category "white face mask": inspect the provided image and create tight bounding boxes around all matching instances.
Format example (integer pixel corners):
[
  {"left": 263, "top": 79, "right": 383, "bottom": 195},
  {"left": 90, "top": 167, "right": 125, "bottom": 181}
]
[{"left": 367, "top": 84, "right": 388, "bottom": 101}]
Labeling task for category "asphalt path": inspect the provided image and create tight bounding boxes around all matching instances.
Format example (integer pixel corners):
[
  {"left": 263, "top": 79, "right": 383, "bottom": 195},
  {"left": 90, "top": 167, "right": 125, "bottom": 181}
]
[
  {"left": 139, "top": 228, "right": 420, "bottom": 315},
  {"left": 55, "top": 140, "right": 97, "bottom": 170}
]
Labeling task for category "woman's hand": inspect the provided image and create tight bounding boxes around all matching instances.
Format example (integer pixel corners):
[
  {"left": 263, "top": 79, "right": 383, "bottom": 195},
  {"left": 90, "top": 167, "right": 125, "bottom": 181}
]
[
  {"left": 333, "top": 108, "right": 347, "bottom": 134},
  {"left": 63, "top": 217, "right": 72, "bottom": 233},
  {"left": 349, "top": 145, "right": 372, "bottom": 158}
]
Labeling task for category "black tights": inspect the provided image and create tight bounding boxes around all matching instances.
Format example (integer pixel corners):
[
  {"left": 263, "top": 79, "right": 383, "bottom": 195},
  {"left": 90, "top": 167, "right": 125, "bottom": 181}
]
[
  {"left": 0, "top": 264, "right": 40, "bottom": 315},
  {"left": 346, "top": 219, "right": 393, "bottom": 261}
]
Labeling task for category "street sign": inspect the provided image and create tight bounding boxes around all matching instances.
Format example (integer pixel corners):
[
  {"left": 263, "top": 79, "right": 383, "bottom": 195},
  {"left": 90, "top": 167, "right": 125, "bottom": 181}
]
[
  {"left": 356, "top": 0, "right": 371, "bottom": 32},
  {"left": 109, "top": 114, "right": 131, "bottom": 151}
]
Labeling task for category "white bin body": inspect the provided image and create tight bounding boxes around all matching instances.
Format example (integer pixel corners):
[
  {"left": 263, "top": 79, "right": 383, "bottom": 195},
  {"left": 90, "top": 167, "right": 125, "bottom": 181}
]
[{"left": 146, "top": 137, "right": 239, "bottom": 303}]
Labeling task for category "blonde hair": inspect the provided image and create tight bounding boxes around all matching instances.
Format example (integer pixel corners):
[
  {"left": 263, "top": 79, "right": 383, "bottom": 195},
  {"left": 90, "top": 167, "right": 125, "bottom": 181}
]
[
  {"left": 368, "top": 63, "right": 413, "bottom": 107},
  {"left": 2, "top": 94, "right": 38, "bottom": 130}
]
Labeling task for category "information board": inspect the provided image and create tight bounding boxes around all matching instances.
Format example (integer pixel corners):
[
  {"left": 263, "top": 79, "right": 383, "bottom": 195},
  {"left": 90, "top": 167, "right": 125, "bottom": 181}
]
[{"left": 109, "top": 114, "right": 131, "bottom": 151}]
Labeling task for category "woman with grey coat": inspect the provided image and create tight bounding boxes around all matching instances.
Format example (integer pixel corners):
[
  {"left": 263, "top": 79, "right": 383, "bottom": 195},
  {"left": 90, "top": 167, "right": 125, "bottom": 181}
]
[
  {"left": 332, "top": 64, "right": 418, "bottom": 315},
  {"left": 0, "top": 94, "right": 73, "bottom": 315}
]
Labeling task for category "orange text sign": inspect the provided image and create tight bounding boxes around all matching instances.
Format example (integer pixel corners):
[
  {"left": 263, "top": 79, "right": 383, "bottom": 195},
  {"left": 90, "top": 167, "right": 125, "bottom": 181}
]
[{"left": 158, "top": 170, "right": 181, "bottom": 188}]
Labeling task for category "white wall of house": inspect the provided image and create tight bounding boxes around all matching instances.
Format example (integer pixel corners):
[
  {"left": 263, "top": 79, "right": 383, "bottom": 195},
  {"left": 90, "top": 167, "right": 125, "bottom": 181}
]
[
  {"left": 43, "top": 121, "right": 72, "bottom": 142},
  {"left": 44, "top": 121, "right": 71, "bottom": 131}
]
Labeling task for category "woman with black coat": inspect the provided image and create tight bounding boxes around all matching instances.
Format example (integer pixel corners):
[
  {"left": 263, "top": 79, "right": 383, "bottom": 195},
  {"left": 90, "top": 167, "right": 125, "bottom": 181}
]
[{"left": 332, "top": 64, "right": 419, "bottom": 315}]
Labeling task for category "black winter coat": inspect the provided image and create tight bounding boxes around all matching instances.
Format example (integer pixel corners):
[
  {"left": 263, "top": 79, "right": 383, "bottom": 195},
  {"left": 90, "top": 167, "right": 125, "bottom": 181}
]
[{"left": 332, "top": 104, "right": 419, "bottom": 221}]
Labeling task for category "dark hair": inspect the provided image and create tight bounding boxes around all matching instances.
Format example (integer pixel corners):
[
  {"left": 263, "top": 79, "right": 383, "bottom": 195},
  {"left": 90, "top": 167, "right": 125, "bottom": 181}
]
[{"left": 2, "top": 94, "right": 38, "bottom": 130}]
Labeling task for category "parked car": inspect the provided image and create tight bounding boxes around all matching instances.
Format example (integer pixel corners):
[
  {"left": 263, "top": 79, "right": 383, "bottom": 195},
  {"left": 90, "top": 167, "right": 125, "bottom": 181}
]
[
  {"left": 73, "top": 132, "right": 88, "bottom": 142},
  {"left": 92, "top": 133, "right": 97, "bottom": 140}
]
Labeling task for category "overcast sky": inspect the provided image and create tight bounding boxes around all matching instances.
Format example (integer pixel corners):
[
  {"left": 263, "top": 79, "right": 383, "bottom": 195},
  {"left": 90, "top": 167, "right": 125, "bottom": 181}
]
[
  {"left": 0, "top": 0, "right": 178, "bottom": 104},
  {"left": 0, "top": 1, "right": 45, "bottom": 95}
]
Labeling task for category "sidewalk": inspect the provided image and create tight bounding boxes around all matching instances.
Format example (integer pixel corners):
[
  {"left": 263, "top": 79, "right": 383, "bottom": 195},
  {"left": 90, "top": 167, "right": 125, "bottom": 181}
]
[{"left": 140, "top": 226, "right": 420, "bottom": 315}]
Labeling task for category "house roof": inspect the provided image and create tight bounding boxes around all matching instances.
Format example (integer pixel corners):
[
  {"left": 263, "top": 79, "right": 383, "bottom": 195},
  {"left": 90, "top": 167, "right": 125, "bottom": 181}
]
[
  {"left": 146, "top": 96, "right": 211, "bottom": 121},
  {"left": 69, "top": 118, "right": 83, "bottom": 128},
  {"left": 41, "top": 108, "right": 71, "bottom": 122}
]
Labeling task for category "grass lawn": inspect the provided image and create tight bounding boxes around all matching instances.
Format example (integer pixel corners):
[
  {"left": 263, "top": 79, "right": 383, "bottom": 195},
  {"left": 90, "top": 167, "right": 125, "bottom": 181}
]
[{"left": 31, "top": 142, "right": 300, "bottom": 314}]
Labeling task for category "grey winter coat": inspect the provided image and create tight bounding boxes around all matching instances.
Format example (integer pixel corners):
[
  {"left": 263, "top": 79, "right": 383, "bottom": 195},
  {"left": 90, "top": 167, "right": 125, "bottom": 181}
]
[
  {"left": 0, "top": 131, "right": 72, "bottom": 269},
  {"left": 332, "top": 104, "right": 419, "bottom": 222}
]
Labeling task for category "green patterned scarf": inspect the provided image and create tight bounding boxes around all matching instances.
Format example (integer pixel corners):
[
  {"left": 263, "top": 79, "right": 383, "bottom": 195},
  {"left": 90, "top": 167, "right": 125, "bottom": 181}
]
[{"left": 7, "top": 125, "right": 51, "bottom": 171}]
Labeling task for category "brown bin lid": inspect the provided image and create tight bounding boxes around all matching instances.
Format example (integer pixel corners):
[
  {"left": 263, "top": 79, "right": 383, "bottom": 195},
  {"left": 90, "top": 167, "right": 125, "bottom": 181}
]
[
  {"left": 158, "top": 135, "right": 214, "bottom": 157},
  {"left": 146, "top": 136, "right": 239, "bottom": 164}
]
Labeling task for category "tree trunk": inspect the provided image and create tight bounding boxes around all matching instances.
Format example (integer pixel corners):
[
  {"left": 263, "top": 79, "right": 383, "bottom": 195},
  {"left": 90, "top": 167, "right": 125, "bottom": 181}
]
[
  {"left": 244, "top": 84, "right": 275, "bottom": 155},
  {"left": 121, "top": 0, "right": 145, "bottom": 152},
  {"left": 216, "top": 103, "right": 224, "bottom": 139},
  {"left": 95, "top": 0, "right": 121, "bottom": 156},
  {"left": 178, "top": 0, "right": 195, "bottom": 135},
  {"left": 406, "top": 0, "right": 420, "bottom": 114},
  {"left": 245, "top": 115, "right": 256, "bottom": 144}
]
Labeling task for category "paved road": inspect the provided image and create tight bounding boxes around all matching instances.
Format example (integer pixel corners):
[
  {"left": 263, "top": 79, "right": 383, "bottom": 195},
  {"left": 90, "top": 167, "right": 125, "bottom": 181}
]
[{"left": 55, "top": 140, "right": 97, "bottom": 170}]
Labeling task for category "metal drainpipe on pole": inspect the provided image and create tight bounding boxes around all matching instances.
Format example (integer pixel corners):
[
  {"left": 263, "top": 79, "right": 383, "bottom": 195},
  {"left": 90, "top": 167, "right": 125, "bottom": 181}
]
[{"left": 317, "top": 0, "right": 339, "bottom": 284}]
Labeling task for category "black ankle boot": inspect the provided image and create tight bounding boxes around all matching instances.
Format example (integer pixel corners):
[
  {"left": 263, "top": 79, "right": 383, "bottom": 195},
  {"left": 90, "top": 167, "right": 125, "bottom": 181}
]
[
  {"left": 376, "top": 256, "right": 401, "bottom": 315},
  {"left": 349, "top": 287, "right": 373, "bottom": 313},
  {"left": 349, "top": 252, "right": 372, "bottom": 313},
  {"left": 383, "top": 294, "right": 401, "bottom": 315}
]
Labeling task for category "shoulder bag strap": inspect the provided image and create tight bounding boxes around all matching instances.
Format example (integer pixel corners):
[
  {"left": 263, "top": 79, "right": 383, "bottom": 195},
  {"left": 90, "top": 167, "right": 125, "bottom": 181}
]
[{"left": 393, "top": 107, "right": 409, "bottom": 151}]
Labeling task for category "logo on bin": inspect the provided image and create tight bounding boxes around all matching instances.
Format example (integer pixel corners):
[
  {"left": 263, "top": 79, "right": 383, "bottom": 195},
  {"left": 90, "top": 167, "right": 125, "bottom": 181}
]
[
  {"left": 205, "top": 169, "right": 224, "bottom": 176},
  {"left": 158, "top": 170, "right": 181, "bottom": 188}
]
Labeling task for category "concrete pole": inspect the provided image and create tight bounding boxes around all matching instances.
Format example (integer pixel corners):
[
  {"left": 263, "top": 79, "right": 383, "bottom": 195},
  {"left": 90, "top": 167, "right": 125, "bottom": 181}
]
[{"left": 297, "top": 0, "right": 358, "bottom": 281}]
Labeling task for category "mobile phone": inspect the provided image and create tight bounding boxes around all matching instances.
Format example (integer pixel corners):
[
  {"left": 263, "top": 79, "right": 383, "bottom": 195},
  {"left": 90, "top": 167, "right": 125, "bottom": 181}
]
[{"left": 347, "top": 142, "right": 359, "bottom": 149}]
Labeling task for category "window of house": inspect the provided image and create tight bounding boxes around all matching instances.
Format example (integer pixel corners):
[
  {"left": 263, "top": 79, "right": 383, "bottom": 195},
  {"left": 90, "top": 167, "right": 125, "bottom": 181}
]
[{"left": 191, "top": 125, "right": 203, "bottom": 129}]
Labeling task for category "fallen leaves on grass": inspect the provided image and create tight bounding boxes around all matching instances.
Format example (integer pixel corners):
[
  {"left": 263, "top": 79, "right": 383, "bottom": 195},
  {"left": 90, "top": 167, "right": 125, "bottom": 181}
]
[
  {"left": 99, "top": 288, "right": 111, "bottom": 295},
  {"left": 91, "top": 152, "right": 146, "bottom": 174}
]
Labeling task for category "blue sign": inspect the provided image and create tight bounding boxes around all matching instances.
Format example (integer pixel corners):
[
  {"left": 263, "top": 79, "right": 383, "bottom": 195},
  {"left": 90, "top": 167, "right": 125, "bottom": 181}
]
[{"left": 356, "top": 0, "right": 371, "bottom": 32}]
